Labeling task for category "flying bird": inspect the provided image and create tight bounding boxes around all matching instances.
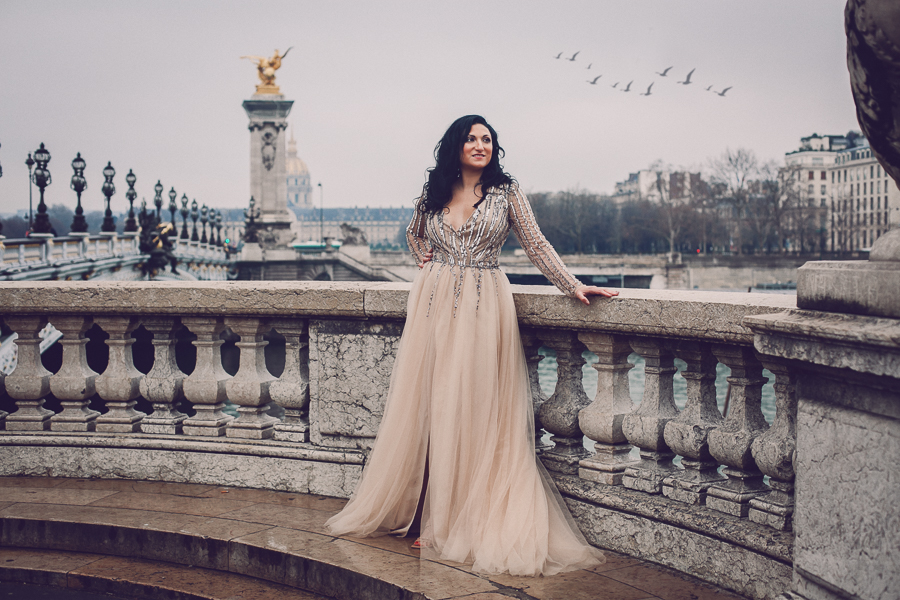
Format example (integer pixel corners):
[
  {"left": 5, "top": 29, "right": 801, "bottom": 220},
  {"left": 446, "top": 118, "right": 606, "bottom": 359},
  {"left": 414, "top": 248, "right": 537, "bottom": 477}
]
[
  {"left": 610, "top": 81, "right": 620, "bottom": 89},
  {"left": 621, "top": 80, "right": 633, "bottom": 92},
  {"left": 586, "top": 63, "right": 592, "bottom": 69},
  {"left": 587, "top": 75, "right": 603, "bottom": 85},
  {"left": 678, "top": 68, "right": 696, "bottom": 84},
  {"left": 641, "top": 82, "right": 654, "bottom": 96},
  {"left": 705, "top": 85, "right": 714, "bottom": 91},
  {"left": 716, "top": 86, "right": 733, "bottom": 97},
  {"left": 567, "top": 51, "right": 580, "bottom": 61},
  {"left": 554, "top": 52, "right": 563, "bottom": 59},
  {"left": 656, "top": 66, "right": 673, "bottom": 77}
]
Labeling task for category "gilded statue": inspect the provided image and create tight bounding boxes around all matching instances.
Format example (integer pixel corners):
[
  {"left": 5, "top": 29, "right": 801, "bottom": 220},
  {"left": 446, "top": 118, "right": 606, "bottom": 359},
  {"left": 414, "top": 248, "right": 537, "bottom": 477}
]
[{"left": 241, "top": 48, "right": 293, "bottom": 93}]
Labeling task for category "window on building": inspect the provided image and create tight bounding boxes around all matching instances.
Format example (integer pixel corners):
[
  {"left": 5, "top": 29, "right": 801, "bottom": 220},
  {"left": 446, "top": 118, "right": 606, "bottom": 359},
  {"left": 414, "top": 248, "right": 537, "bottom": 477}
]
[
  {"left": 864, "top": 182, "right": 867, "bottom": 194},
  {"left": 844, "top": 169, "right": 847, "bottom": 181},
  {"left": 878, "top": 213, "right": 882, "bottom": 225},
  {"left": 808, "top": 184, "right": 814, "bottom": 195},
  {"left": 871, "top": 165, "right": 875, "bottom": 178},
  {"left": 820, "top": 171, "right": 826, "bottom": 180},
  {"left": 808, "top": 171, "right": 814, "bottom": 180},
  {"left": 821, "top": 185, "right": 827, "bottom": 195},
  {"left": 832, "top": 171, "right": 836, "bottom": 183}
]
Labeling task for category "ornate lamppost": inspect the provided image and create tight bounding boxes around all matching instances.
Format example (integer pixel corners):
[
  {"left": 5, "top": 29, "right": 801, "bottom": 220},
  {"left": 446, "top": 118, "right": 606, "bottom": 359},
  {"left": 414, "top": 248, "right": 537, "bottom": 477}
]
[
  {"left": 25, "top": 153, "right": 35, "bottom": 229},
  {"left": 179, "top": 193, "right": 189, "bottom": 239},
  {"left": 31, "top": 144, "right": 52, "bottom": 235},
  {"left": 200, "top": 204, "right": 209, "bottom": 244},
  {"left": 100, "top": 161, "right": 117, "bottom": 233},
  {"left": 153, "top": 183, "right": 163, "bottom": 222},
  {"left": 165, "top": 184, "right": 177, "bottom": 228},
  {"left": 124, "top": 170, "right": 138, "bottom": 232},
  {"left": 215, "top": 212, "right": 223, "bottom": 246},
  {"left": 207, "top": 208, "right": 217, "bottom": 245},
  {"left": 244, "top": 196, "right": 260, "bottom": 243},
  {"left": 70, "top": 153, "right": 89, "bottom": 234},
  {"left": 190, "top": 199, "right": 199, "bottom": 242}
]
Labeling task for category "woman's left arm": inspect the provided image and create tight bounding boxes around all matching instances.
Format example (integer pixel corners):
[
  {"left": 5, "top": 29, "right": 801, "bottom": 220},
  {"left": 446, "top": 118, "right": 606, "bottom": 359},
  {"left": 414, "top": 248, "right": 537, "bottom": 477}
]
[{"left": 508, "top": 185, "right": 619, "bottom": 305}]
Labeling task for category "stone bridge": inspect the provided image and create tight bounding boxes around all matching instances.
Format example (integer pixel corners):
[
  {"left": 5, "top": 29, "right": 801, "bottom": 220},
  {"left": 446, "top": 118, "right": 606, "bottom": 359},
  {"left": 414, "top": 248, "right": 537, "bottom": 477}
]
[
  {"left": 0, "top": 234, "right": 232, "bottom": 282},
  {"left": 0, "top": 269, "right": 895, "bottom": 600}
]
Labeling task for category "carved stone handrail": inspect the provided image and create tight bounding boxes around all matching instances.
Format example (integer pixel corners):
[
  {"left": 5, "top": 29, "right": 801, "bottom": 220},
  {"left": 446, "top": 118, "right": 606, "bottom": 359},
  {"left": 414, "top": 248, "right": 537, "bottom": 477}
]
[{"left": 0, "top": 281, "right": 815, "bottom": 599}]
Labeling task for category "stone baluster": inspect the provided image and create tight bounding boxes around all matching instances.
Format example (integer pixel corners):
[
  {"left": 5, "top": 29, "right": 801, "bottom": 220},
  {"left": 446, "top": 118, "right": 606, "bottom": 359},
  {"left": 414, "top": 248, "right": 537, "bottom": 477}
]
[
  {"left": 49, "top": 316, "right": 100, "bottom": 431},
  {"left": 662, "top": 341, "right": 725, "bottom": 504},
  {"left": 94, "top": 316, "right": 145, "bottom": 432},
  {"left": 223, "top": 317, "right": 277, "bottom": 439},
  {"left": 270, "top": 318, "right": 310, "bottom": 442},
  {"left": 577, "top": 333, "right": 638, "bottom": 485},
  {"left": 706, "top": 345, "right": 770, "bottom": 517},
  {"left": 139, "top": 317, "right": 187, "bottom": 434},
  {"left": 537, "top": 330, "right": 591, "bottom": 473},
  {"left": 520, "top": 327, "right": 551, "bottom": 451},
  {"left": 749, "top": 357, "right": 797, "bottom": 530},
  {"left": 4, "top": 316, "right": 53, "bottom": 430},
  {"left": 181, "top": 317, "right": 233, "bottom": 436},
  {"left": 622, "top": 337, "right": 679, "bottom": 494}
]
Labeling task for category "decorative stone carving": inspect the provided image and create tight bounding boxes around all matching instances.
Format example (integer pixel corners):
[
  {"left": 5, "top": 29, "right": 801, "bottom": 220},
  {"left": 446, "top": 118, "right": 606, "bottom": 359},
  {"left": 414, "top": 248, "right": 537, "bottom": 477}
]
[
  {"left": 49, "top": 316, "right": 100, "bottom": 432},
  {"left": 749, "top": 356, "right": 797, "bottom": 531},
  {"left": 662, "top": 341, "right": 726, "bottom": 505},
  {"left": 94, "top": 316, "right": 146, "bottom": 432},
  {"left": 224, "top": 317, "right": 278, "bottom": 439},
  {"left": 4, "top": 316, "right": 53, "bottom": 431},
  {"left": 261, "top": 127, "right": 278, "bottom": 171},
  {"left": 576, "top": 333, "right": 638, "bottom": 485},
  {"left": 139, "top": 317, "right": 187, "bottom": 435},
  {"left": 181, "top": 317, "right": 233, "bottom": 436},
  {"left": 622, "top": 337, "right": 679, "bottom": 494},
  {"left": 537, "top": 330, "right": 591, "bottom": 473},
  {"left": 706, "top": 345, "right": 770, "bottom": 517},
  {"left": 271, "top": 318, "right": 310, "bottom": 443},
  {"left": 520, "top": 327, "right": 552, "bottom": 452}
]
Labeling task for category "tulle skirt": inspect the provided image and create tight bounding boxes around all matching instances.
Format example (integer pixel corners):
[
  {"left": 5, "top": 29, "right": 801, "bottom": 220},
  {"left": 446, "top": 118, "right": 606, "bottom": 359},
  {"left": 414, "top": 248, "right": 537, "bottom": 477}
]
[{"left": 325, "top": 261, "right": 603, "bottom": 576}]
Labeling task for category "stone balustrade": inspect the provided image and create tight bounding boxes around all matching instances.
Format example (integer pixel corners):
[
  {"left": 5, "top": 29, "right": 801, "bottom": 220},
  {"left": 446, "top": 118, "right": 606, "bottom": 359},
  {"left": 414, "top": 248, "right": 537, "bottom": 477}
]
[
  {"left": 0, "top": 235, "right": 230, "bottom": 281},
  {"left": 0, "top": 280, "right": 895, "bottom": 600}
]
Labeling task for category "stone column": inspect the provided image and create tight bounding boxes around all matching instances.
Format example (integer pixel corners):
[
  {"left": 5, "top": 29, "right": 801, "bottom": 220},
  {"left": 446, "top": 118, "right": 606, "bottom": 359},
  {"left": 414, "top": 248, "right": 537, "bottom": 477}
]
[
  {"left": 706, "top": 345, "right": 770, "bottom": 517},
  {"left": 271, "top": 318, "right": 310, "bottom": 443},
  {"left": 622, "top": 337, "right": 679, "bottom": 494},
  {"left": 139, "top": 317, "right": 187, "bottom": 435},
  {"left": 181, "top": 317, "right": 233, "bottom": 436},
  {"left": 94, "top": 316, "right": 145, "bottom": 432},
  {"left": 224, "top": 317, "right": 278, "bottom": 439},
  {"left": 49, "top": 316, "right": 100, "bottom": 431},
  {"left": 4, "top": 316, "right": 53, "bottom": 431},
  {"left": 520, "top": 327, "right": 552, "bottom": 452},
  {"left": 662, "top": 341, "right": 726, "bottom": 504},
  {"left": 537, "top": 330, "right": 590, "bottom": 473},
  {"left": 749, "top": 356, "right": 797, "bottom": 531},
  {"left": 243, "top": 95, "right": 295, "bottom": 249},
  {"left": 577, "top": 333, "right": 638, "bottom": 485}
]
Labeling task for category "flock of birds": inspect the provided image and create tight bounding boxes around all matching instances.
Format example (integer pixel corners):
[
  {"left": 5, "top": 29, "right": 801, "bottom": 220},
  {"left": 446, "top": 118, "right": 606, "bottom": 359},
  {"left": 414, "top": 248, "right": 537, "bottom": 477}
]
[{"left": 554, "top": 51, "right": 732, "bottom": 98}]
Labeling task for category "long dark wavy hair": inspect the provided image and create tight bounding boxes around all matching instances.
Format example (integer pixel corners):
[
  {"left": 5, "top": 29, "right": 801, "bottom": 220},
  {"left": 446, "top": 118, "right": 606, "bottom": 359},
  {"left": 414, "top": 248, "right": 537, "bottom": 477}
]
[{"left": 418, "top": 115, "right": 514, "bottom": 214}]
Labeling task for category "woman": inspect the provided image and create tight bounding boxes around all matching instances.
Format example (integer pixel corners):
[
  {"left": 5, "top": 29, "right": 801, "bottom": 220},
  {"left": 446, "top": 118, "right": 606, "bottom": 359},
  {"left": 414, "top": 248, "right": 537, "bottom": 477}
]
[{"left": 325, "top": 115, "right": 617, "bottom": 576}]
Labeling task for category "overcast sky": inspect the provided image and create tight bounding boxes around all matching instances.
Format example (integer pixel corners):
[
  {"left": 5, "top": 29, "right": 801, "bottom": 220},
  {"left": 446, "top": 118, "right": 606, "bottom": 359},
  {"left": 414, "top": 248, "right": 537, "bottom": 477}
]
[{"left": 0, "top": 0, "right": 858, "bottom": 215}]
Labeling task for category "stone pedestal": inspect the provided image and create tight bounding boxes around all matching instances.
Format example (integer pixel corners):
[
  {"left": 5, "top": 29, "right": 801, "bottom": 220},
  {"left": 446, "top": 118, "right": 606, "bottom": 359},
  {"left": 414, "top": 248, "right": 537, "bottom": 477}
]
[{"left": 243, "top": 94, "right": 295, "bottom": 250}]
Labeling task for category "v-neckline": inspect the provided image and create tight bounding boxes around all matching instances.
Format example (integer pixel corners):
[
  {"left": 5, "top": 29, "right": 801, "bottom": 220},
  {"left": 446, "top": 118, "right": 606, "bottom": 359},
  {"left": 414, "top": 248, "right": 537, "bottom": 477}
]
[{"left": 442, "top": 206, "right": 478, "bottom": 234}]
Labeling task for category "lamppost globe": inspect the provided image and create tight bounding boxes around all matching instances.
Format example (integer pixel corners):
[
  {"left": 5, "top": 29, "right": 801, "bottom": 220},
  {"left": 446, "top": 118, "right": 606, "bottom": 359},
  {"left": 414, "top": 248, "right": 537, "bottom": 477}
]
[
  {"left": 100, "top": 161, "right": 117, "bottom": 233},
  {"left": 155, "top": 180, "right": 164, "bottom": 200},
  {"left": 69, "top": 152, "right": 89, "bottom": 234},
  {"left": 31, "top": 143, "right": 53, "bottom": 235}
]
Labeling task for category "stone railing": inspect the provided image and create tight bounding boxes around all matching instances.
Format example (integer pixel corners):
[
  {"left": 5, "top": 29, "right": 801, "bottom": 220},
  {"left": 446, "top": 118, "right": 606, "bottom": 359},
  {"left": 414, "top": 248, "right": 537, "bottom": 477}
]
[
  {"left": 0, "top": 280, "right": 895, "bottom": 600},
  {"left": 0, "top": 235, "right": 230, "bottom": 281}
]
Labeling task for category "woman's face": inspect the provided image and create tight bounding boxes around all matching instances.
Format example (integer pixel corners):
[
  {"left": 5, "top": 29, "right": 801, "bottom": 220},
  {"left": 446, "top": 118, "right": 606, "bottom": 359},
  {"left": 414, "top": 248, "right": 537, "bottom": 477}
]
[{"left": 459, "top": 124, "right": 493, "bottom": 171}]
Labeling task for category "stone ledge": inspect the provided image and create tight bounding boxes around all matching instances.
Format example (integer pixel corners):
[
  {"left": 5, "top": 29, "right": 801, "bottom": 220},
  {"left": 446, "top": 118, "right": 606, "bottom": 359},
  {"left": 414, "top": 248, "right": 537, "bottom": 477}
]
[
  {"left": 553, "top": 474, "right": 793, "bottom": 563},
  {"left": 554, "top": 474, "right": 791, "bottom": 598},
  {"left": 797, "top": 260, "right": 900, "bottom": 318},
  {"left": 0, "top": 547, "right": 327, "bottom": 600},
  {"left": 0, "top": 280, "right": 796, "bottom": 340}
]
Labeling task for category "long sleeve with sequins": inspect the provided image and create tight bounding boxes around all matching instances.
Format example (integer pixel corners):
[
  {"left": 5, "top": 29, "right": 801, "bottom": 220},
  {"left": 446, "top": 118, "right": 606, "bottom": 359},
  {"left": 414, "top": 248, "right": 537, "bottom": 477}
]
[
  {"left": 406, "top": 198, "right": 431, "bottom": 265},
  {"left": 507, "top": 185, "right": 582, "bottom": 297}
]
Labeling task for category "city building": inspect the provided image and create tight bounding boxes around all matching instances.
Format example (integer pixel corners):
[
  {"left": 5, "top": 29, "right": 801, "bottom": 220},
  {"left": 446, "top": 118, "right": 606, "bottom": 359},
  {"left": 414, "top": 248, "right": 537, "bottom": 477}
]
[
  {"left": 611, "top": 169, "right": 703, "bottom": 204},
  {"left": 831, "top": 139, "right": 900, "bottom": 251},
  {"left": 292, "top": 206, "right": 414, "bottom": 247},
  {"left": 286, "top": 128, "right": 313, "bottom": 211}
]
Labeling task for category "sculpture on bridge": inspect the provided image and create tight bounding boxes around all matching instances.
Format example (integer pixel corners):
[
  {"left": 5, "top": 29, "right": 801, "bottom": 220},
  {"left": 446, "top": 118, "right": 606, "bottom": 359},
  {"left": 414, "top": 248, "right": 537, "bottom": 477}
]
[
  {"left": 138, "top": 207, "right": 178, "bottom": 279},
  {"left": 241, "top": 48, "right": 293, "bottom": 94}
]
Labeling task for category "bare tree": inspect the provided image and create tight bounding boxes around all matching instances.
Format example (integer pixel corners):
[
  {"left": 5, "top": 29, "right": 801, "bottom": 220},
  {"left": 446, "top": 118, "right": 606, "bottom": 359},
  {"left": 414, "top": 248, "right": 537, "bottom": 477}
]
[{"left": 709, "top": 148, "right": 760, "bottom": 254}]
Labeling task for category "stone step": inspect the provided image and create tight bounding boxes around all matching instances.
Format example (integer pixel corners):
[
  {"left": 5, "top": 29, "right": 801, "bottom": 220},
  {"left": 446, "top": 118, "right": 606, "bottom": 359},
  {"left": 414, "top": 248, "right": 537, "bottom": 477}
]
[{"left": 0, "top": 546, "right": 330, "bottom": 600}]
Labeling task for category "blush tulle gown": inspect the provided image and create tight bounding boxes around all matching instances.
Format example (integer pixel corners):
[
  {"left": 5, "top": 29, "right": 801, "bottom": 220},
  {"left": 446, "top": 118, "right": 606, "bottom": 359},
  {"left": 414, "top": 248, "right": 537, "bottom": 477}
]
[{"left": 325, "top": 184, "right": 603, "bottom": 576}]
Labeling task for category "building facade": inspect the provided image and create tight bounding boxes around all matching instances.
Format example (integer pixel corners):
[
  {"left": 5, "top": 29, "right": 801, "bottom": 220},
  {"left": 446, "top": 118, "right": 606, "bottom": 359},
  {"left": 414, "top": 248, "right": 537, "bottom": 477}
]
[{"left": 292, "top": 206, "right": 413, "bottom": 247}]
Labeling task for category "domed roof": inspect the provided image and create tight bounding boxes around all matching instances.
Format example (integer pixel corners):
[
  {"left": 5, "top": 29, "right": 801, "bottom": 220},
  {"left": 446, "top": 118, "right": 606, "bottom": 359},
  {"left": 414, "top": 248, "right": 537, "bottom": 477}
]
[{"left": 286, "top": 128, "right": 309, "bottom": 176}]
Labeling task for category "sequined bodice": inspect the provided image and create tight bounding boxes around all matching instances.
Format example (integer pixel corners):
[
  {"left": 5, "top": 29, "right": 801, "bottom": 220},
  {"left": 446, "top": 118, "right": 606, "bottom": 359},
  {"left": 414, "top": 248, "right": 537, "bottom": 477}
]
[{"left": 406, "top": 184, "right": 581, "bottom": 297}]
